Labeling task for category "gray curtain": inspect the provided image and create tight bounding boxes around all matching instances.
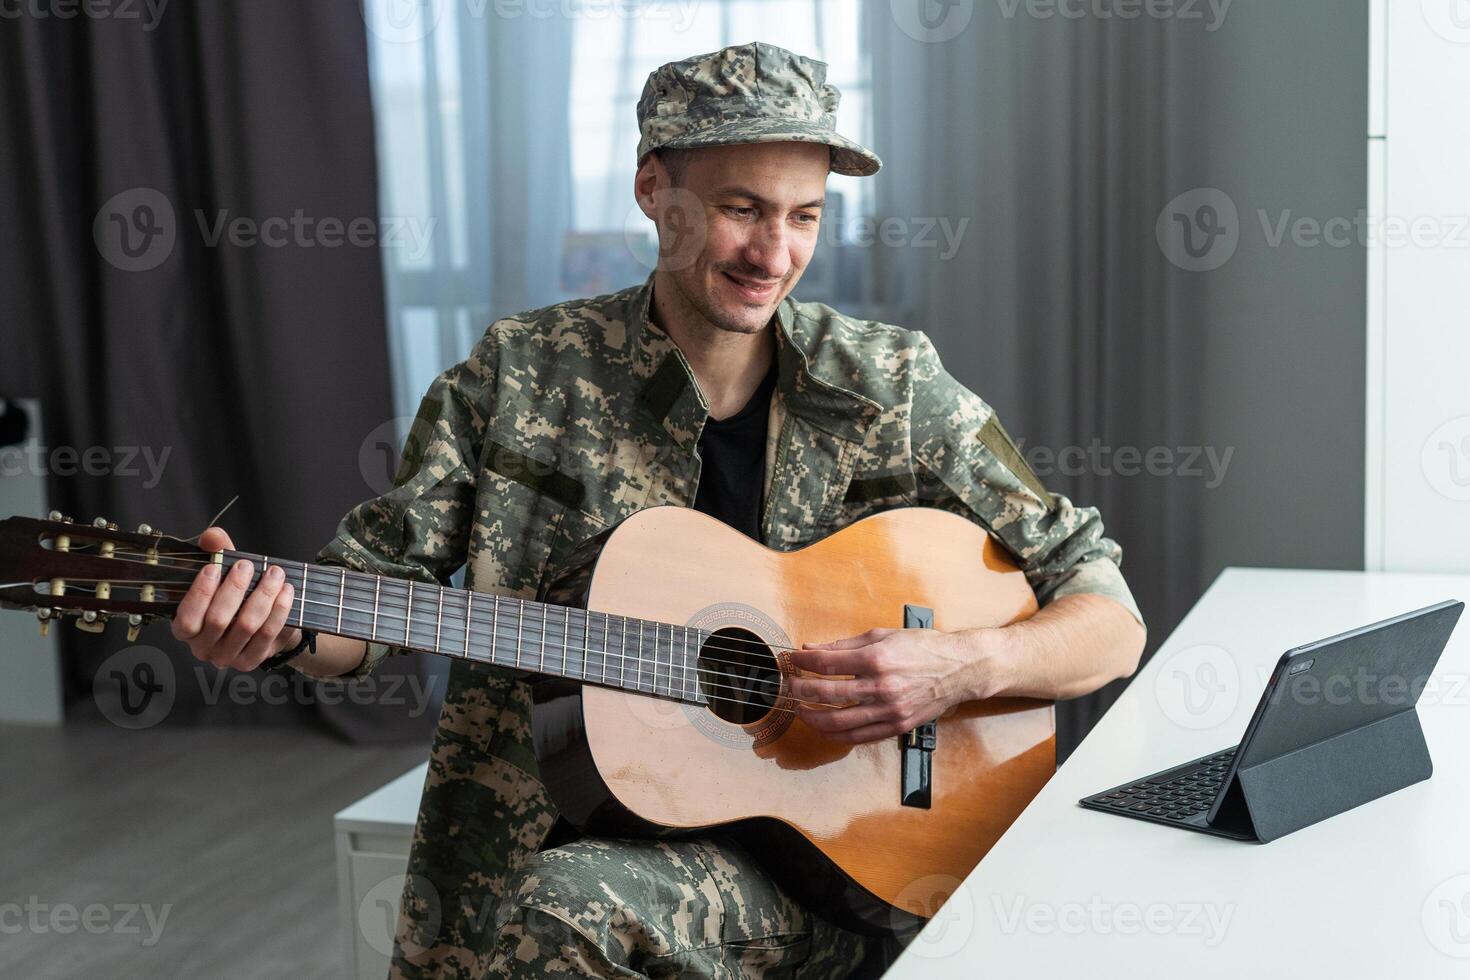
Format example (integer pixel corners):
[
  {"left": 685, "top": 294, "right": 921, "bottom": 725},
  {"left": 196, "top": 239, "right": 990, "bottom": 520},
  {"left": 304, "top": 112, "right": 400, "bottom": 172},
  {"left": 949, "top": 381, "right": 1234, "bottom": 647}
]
[
  {"left": 0, "top": 0, "right": 433, "bottom": 738},
  {"left": 371, "top": 7, "right": 576, "bottom": 424},
  {"left": 869, "top": 7, "right": 1211, "bottom": 759}
]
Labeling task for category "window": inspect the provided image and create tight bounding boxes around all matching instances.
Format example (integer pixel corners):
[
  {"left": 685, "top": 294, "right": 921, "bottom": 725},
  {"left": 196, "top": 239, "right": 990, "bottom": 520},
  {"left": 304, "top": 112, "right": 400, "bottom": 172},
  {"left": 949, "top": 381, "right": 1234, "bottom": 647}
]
[{"left": 365, "top": 0, "right": 878, "bottom": 424}]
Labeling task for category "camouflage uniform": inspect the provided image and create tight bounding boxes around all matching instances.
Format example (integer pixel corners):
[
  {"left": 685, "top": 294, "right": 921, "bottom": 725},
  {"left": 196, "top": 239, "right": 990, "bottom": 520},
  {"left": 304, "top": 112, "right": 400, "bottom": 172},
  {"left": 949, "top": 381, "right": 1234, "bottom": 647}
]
[{"left": 314, "top": 42, "right": 1143, "bottom": 980}]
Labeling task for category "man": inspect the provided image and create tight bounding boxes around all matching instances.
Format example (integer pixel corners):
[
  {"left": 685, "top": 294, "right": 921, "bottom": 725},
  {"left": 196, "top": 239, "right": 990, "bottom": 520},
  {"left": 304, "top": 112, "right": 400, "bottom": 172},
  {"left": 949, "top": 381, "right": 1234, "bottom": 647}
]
[{"left": 172, "top": 42, "right": 1145, "bottom": 978}]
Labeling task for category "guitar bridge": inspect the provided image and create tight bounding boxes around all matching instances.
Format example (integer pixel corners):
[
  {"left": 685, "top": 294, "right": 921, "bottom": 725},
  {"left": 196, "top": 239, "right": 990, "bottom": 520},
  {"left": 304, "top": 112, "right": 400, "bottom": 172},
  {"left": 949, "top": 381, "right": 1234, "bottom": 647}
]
[{"left": 900, "top": 604, "right": 935, "bottom": 809}]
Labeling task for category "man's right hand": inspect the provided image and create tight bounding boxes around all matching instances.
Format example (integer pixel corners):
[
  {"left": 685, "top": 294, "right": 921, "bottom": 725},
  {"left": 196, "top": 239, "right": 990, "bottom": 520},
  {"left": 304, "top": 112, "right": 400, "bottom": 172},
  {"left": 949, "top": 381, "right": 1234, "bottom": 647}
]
[{"left": 171, "top": 526, "right": 298, "bottom": 673}]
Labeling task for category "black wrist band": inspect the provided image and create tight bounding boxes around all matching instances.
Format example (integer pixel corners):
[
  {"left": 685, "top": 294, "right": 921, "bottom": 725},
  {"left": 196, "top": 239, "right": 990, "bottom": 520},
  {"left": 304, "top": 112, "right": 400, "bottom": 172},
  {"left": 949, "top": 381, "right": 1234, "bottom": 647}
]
[{"left": 259, "top": 628, "right": 317, "bottom": 673}]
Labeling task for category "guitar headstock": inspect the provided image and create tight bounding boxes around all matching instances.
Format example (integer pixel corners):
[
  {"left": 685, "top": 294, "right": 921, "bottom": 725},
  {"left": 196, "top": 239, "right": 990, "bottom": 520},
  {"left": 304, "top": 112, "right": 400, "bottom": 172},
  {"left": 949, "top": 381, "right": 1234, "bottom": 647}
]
[{"left": 0, "top": 513, "right": 209, "bottom": 640}]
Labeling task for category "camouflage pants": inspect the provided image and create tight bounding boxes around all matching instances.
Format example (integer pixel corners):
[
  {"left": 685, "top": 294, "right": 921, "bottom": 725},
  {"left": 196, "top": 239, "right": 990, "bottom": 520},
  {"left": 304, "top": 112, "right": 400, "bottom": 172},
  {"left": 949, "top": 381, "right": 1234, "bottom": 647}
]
[
  {"left": 485, "top": 835, "right": 880, "bottom": 978},
  {"left": 389, "top": 662, "right": 886, "bottom": 979}
]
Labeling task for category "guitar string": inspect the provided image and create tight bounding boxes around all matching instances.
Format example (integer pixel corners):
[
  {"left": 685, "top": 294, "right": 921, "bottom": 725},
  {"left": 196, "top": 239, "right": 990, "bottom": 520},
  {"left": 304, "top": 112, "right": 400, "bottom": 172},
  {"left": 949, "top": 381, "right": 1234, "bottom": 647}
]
[
  {"left": 31, "top": 565, "right": 806, "bottom": 697},
  {"left": 16, "top": 573, "right": 848, "bottom": 714},
  {"left": 125, "top": 547, "right": 825, "bottom": 661},
  {"left": 20, "top": 573, "right": 865, "bottom": 711},
  {"left": 79, "top": 546, "right": 851, "bottom": 663},
  {"left": 30, "top": 542, "right": 888, "bottom": 701}
]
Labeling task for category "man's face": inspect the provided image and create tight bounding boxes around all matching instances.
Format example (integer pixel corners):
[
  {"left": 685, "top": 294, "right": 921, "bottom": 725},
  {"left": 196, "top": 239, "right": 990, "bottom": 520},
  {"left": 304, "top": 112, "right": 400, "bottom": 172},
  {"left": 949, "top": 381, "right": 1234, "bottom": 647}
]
[{"left": 639, "top": 141, "right": 829, "bottom": 335}]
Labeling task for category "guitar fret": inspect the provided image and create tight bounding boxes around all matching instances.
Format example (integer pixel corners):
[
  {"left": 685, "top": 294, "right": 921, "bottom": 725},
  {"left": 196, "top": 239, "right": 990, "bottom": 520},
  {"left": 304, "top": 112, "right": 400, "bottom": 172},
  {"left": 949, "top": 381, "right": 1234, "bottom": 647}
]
[
  {"left": 406, "top": 581, "right": 414, "bottom": 647},
  {"left": 564, "top": 607, "right": 573, "bottom": 679},
  {"left": 490, "top": 595, "right": 500, "bottom": 667},
  {"left": 299, "top": 564, "right": 308, "bottom": 630},
  {"left": 335, "top": 568, "right": 345, "bottom": 634},
  {"left": 538, "top": 603, "right": 546, "bottom": 672},
  {"left": 638, "top": 621, "right": 647, "bottom": 693},
  {"left": 582, "top": 612, "right": 590, "bottom": 683},
  {"left": 516, "top": 601, "right": 524, "bottom": 671},
  {"left": 435, "top": 587, "right": 443, "bottom": 651},
  {"left": 371, "top": 575, "right": 381, "bottom": 641},
  {"left": 618, "top": 616, "right": 627, "bottom": 689},
  {"left": 464, "top": 592, "right": 472, "bottom": 659},
  {"left": 598, "top": 614, "right": 607, "bottom": 685}
]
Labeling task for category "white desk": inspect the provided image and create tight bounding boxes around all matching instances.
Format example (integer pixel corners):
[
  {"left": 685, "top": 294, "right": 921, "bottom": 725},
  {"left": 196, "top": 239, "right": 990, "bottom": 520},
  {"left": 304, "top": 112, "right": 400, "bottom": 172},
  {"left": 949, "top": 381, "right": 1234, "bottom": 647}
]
[{"left": 885, "top": 567, "right": 1470, "bottom": 978}]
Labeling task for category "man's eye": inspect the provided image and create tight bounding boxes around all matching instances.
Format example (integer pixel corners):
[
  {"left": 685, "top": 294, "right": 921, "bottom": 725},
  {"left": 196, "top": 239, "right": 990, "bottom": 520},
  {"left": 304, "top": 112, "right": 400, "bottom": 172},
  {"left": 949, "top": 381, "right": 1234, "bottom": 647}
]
[
  {"left": 795, "top": 213, "right": 819, "bottom": 225},
  {"left": 723, "top": 206, "right": 755, "bottom": 218}
]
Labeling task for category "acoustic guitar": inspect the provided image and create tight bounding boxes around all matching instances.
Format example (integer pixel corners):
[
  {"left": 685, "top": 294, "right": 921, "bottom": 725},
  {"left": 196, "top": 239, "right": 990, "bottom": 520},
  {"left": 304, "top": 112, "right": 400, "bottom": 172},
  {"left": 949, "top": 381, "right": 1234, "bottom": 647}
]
[{"left": 0, "top": 506, "right": 1054, "bottom": 935}]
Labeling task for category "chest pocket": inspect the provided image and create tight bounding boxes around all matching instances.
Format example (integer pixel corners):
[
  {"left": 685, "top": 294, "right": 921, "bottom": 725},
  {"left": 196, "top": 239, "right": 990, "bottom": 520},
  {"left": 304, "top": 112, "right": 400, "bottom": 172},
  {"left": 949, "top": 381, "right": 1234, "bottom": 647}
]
[
  {"left": 471, "top": 437, "right": 591, "bottom": 599},
  {"left": 835, "top": 471, "right": 918, "bottom": 528}
]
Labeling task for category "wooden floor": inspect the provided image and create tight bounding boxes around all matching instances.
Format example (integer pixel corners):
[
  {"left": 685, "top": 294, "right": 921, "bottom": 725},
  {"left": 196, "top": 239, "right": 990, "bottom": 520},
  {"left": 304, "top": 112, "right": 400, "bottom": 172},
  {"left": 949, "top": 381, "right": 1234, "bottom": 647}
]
[{"left": 0, "top": 717, "right": 426, "bottom": 979}]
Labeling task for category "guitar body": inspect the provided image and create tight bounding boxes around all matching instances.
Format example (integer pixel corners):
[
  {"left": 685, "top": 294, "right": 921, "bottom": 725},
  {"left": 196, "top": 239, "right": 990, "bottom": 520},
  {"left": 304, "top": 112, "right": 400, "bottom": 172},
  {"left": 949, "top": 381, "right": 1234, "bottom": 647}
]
[{"left": 531, "top": 506, "right": 1055, "bottom": 934}]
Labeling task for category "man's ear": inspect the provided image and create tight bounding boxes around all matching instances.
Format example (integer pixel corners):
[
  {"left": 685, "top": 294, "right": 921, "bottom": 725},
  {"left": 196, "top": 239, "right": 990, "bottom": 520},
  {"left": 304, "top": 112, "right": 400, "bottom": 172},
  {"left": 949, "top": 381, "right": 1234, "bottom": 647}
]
[{"left": 632, "top": 155, "right": 663, "bottom": 221}]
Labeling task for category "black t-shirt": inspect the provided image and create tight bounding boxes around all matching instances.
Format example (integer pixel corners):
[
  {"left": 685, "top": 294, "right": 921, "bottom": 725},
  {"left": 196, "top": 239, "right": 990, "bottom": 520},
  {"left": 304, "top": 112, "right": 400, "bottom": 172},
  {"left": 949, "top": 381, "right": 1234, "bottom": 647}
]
[{"left": 692, "top": 362, "right": 777, "bottom": 541}]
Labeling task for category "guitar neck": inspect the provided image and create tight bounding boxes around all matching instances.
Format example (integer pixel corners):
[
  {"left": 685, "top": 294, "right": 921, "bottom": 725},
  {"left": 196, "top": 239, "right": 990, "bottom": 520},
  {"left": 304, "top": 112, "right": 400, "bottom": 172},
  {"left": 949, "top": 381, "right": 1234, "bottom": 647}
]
[{"left": 225, "top": 550, "right": 707, "bottom": 705}]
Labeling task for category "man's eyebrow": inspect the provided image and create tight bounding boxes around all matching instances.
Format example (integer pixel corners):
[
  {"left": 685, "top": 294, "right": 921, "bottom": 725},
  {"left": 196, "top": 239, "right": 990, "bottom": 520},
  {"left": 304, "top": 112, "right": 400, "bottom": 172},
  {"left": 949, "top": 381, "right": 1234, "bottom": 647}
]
[{"left": 709, "top": 185, "right": 825, "bottom": 210}]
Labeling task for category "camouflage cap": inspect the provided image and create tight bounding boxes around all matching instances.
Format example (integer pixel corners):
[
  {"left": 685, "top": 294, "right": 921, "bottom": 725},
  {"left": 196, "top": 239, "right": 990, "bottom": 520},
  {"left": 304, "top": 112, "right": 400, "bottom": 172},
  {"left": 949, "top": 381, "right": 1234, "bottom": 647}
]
[{"left": 636, "top": 41, "right": 881, "bottom": 178}]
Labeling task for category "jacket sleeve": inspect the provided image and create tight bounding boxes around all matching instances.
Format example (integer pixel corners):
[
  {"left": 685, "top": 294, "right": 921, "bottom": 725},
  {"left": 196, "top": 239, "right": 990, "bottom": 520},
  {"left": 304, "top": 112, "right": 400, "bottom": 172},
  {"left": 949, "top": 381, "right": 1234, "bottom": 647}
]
[
  {"left": 908, "top": 332, "right": 1145, "bottom": 630},
  {"left": 312, "top": 329, "right": 498, "bottom": 678}
]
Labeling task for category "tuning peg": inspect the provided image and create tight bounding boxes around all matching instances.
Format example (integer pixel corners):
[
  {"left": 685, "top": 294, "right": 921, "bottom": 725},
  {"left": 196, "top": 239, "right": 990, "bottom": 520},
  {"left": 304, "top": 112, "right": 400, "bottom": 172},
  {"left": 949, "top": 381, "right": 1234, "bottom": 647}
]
[
  {"left": 127, "top": 613, "right": 144, "bottom": 642},
  {"left": 36, "top": 608, "right": 52, "bottom": 637},
  {"left": 76, "top": 609, "right": 107, "bottom": 634},
  {"left": 92, "top": 517, "right": 118, "bottom": 530},
  {"left": 47, "top": 510, "right": 73, "bottom": 524},
  {"left": 137, "top": 524, "right": 153, "bottom": 535}
]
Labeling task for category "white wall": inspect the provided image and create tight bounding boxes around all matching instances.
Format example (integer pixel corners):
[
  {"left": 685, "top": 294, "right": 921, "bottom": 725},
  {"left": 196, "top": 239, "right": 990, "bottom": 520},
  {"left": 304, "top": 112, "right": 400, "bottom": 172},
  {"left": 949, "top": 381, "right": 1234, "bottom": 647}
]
[
  {"left": 1367, "top": 0, "right": 1470, "bottom": 573},
  {"left": 0, "top": 399, "right": 63, "bottom": 724}
]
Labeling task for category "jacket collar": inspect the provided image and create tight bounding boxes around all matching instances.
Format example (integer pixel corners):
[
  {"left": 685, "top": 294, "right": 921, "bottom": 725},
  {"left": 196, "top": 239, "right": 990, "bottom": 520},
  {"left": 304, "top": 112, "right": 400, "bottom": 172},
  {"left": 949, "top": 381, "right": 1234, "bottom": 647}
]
[{"left": 630, "top": 272, "right": 880, "bottom": 447}]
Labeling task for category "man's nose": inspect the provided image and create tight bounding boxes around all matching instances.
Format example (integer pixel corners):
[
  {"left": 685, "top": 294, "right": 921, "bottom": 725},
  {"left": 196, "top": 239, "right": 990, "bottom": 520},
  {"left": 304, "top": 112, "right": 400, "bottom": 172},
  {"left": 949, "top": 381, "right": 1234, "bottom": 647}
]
[{"left": 741, "top": 219, "right": 793, "bottom": 280}]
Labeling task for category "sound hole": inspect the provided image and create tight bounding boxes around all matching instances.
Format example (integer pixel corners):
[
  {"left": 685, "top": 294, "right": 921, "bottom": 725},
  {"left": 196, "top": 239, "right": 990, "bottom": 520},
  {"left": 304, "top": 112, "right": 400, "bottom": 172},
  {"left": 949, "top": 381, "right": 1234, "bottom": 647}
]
[{"left": 697, "top": 627, "right": 780, "bottom": 725}]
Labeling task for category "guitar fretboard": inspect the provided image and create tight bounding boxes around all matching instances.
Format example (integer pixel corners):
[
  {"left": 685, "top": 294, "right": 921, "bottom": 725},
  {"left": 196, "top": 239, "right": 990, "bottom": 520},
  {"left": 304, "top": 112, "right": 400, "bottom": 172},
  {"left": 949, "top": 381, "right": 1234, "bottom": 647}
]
[{"left": 229, "top": 551, "right": 710, "bottom": 704}]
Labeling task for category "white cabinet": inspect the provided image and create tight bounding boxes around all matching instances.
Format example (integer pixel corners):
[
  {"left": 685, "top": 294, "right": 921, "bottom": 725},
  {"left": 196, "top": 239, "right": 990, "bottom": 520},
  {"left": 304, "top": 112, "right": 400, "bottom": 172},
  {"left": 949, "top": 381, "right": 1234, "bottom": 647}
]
[{"left": 334, "top": 764, "right": 426, "bottom": 980}]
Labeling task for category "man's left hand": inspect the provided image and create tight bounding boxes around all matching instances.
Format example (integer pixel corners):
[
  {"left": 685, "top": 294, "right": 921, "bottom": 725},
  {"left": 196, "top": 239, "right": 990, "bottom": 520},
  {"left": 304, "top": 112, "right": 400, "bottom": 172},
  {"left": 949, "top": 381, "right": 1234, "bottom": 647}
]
[{"left": 785, "top": 627, "right": 1008, "bottom": 744}]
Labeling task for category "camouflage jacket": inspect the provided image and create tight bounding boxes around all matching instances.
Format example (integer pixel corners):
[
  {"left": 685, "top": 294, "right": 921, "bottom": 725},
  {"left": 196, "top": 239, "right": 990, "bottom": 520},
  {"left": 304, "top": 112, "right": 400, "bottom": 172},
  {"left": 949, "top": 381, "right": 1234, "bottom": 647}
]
[{"left": 315, "top": 270, "right": 1143, "bottom": 970}]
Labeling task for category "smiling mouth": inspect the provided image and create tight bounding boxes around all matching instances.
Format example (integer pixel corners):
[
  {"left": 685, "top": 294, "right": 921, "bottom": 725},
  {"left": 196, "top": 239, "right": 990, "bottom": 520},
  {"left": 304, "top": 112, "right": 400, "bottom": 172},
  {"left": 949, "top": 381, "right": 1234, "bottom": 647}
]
[{"left": 722, "top": 271, "right": 781, "bottom": 301}]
